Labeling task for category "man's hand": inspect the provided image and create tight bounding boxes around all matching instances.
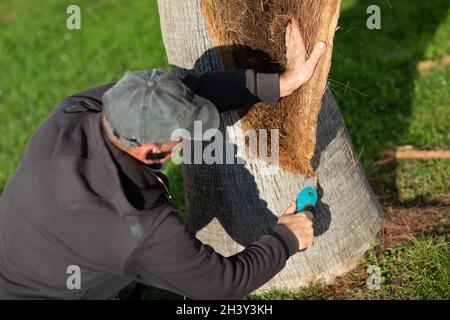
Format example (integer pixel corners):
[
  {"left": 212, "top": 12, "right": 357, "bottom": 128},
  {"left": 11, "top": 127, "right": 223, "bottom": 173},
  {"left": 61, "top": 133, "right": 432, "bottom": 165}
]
[
  {"left": 279, "top": 19, "right": 327, "bottom": 97},
  {"left": 277, "top": 202, "right": 314, "bottom": 250}
]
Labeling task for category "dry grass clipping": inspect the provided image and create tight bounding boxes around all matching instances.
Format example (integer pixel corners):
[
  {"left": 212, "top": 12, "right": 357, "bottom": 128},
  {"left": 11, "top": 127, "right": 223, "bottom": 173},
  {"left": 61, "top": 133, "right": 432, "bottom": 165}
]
[{"left": 201, "top": 0, "right": 341, "bottom": 174}]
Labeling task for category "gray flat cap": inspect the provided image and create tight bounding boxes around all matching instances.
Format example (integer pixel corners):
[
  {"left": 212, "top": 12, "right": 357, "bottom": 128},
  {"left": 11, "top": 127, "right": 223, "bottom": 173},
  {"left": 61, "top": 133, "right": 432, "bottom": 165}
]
[{"left": 102, "top": 69, "right": 220, "bottom": 147}]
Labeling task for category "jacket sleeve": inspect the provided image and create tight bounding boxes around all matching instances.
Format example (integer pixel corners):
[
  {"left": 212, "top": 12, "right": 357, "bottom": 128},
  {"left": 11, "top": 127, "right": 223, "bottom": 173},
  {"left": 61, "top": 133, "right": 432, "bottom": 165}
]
[
  {"left": 123, "top": 205, "right": 298, "bottom": 300},
  {"left": 181, "top": 69, "right": 280, "bottom": 113}
]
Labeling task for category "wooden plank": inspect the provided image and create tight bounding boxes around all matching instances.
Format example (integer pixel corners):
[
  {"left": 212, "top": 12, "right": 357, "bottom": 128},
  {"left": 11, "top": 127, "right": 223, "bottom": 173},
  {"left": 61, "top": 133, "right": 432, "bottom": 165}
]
[{"left": 395, "top": 149, "right": 450, "bottom": 160}]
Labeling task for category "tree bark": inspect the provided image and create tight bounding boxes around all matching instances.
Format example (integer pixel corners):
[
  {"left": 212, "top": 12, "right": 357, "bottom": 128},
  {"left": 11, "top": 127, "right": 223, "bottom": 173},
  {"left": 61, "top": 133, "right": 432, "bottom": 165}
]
[{"left": 157, "top": 0, "right": 384, "bottom": 292}]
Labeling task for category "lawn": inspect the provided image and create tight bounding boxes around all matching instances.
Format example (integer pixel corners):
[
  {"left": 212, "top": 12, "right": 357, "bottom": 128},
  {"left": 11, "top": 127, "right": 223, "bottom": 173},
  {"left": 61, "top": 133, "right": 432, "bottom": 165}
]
[
  {"left": 0, "top": 0, "right": 168, "bottom": 191},
  {"left": 0, "top": 0, "right": 448, "bottom": 299},
  {"left": 331, "top": 0, "right": 450, "bottom": 203}
]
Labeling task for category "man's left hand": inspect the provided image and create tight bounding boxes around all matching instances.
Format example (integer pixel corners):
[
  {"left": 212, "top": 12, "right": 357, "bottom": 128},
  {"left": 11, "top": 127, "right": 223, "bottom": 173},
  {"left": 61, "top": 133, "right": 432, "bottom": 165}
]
[{"left": 279, "top": 18, "right": 327, "bottom": 97}]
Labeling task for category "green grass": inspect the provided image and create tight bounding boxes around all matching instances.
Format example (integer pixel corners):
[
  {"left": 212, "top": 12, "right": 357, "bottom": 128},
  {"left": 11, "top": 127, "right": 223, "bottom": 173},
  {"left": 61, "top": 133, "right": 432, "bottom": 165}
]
[
  {"left": 333, "top": 0, "right": 450, "bottom": 159},
  {"left": 164, "top": 160, "right": 187, "bottom": 220},
  {"left": 396, "top": 160, "right": 450, "bottom": 202},
  {"left": 0, "top": 0, "right": 448, "bottom": 300},
  {"left": 248, "top": 236, "right": 450, "bottom": 300},
  {"left": 332, "top": 0, "right": 450, "bottom": 201},
  {"left": 0, "top": 0, "right": 168, "bottom": 192},
  {"left": 365, "top": 236, "right": 450, "bottom": 300}
]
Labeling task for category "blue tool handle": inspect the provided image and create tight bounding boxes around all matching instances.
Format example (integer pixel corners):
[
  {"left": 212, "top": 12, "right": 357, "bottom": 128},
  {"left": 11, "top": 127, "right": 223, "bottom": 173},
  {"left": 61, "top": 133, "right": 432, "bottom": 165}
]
[
  {"left": 295, "top": 186, "right": 318, "bottom": 252},
  {"left": 296, "top": 186, "right": 318, "bottom": 212}
]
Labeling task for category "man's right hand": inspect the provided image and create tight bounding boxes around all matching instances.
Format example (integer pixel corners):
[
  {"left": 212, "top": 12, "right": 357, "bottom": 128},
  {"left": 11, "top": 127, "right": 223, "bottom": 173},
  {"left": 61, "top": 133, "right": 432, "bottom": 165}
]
[{"left": 277, "top": 202, "right": 314, "bottom": 250}]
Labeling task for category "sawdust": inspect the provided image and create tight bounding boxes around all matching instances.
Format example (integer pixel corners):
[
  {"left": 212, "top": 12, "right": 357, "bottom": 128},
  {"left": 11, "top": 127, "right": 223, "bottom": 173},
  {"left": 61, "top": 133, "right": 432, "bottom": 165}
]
[
  {"left": 380, "top": 204, "right": 450, "bottom": 246},
  {"left": 300, "top": 204, "right": 449, "bottom": 299},
  {"left": 200, "top": 0, "right": 341, "bottom": 174}
]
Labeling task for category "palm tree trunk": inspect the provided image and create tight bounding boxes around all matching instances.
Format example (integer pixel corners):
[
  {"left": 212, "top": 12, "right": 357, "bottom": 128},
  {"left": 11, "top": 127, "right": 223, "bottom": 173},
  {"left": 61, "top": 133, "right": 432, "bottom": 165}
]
[{"left": 157, "top": 0, "right": 384, "bottom": 291}]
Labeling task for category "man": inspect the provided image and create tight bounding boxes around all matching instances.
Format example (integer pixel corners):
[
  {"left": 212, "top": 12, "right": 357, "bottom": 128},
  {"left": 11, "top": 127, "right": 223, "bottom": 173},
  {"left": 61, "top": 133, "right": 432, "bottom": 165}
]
[{"left": 0, "top": 20, "right": 326, "bottom": 299}]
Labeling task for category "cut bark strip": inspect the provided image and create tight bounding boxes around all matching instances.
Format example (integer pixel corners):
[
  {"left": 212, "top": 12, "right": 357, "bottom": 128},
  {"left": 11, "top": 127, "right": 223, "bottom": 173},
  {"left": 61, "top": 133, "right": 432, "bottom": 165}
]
[
  {"left": 396, "top": 149, "right": 450, "bottom": 160},
  {"left": 417, "top": 55, "right": 450, "bottom": 74},
  {"left": 417, "top": 60, "right": 436, "bottom": 72},
  {"left": 375, "top": 146, "right": 450, "bottom": 165},
  {"left": 200, "top": 0, "right": 341, "bottom": 174}
]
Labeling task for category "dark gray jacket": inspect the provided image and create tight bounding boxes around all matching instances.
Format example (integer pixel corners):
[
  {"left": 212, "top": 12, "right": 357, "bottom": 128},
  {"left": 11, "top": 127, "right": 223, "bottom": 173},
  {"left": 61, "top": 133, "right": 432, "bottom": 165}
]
[{"left": 0, "top": 70, "right": 298, "bottom": 300}]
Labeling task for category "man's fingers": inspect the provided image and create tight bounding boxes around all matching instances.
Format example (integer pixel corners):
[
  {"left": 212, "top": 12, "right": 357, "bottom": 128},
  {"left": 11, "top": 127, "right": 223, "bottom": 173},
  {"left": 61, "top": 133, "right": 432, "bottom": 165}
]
[
  {"left": 299, "top": 238, "right": 313, "bottom": 250},
  {"left": 284, "top": 201, "right": 297, "bottom": 215},
  {"left": 285, "top": 21, "right": 292, "bottom": 45},
  {"left": 290, "top": 18, "right": 307, "bottom": 59},
  {"left": 291, "top": 19, "right": 302, "bottom": 41},
  {"left": 304, "top": 210, "right": 314, "bottom": 221},
  {"left": 304, "top": 41, "right": 326, "bottom": 76}
]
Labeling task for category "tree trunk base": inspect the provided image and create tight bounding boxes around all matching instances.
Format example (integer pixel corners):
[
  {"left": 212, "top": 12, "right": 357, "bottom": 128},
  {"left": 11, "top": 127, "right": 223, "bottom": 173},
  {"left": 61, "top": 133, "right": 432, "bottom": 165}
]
[{"left": 158, "top": 0, "right": 384, "bottom": 291}]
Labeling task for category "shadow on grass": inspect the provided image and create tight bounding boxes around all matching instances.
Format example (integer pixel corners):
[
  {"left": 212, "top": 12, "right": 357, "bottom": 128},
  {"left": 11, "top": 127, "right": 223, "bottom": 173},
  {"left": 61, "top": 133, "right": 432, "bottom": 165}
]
[
  {"left": 331, "top": 0, "right": 449, "bottom": 161},
  {"left": 330, "top": 0, "right": 449, "bottom": 203}
]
